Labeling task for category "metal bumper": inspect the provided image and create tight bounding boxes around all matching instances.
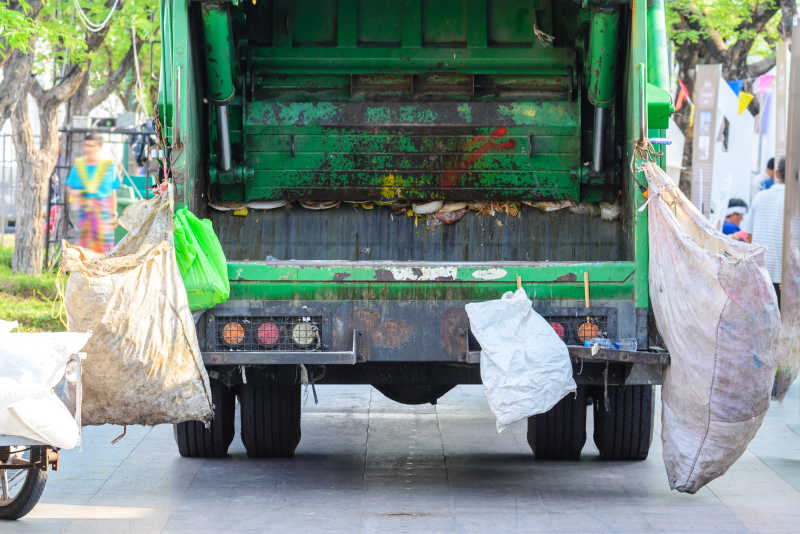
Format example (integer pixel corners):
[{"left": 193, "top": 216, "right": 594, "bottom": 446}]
[{"left": 202, "top": 337, "right": 668, "bottom": 386}]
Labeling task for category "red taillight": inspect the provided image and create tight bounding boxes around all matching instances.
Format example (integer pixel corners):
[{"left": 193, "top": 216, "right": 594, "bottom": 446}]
[
  {"left": 257, "top": 322, "right": 280, "bottom": 346},
  {"left": 550, "top": 322, "right": 565, "bottom": 340}
]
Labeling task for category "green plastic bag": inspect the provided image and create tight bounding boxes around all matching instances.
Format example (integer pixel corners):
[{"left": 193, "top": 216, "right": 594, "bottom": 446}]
[{"left": 173, "top": 208, "right": 230, "bottom": 311}]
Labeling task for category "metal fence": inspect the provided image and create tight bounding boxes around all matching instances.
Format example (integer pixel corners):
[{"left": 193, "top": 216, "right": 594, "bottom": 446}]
[
  {"left": 0, "top": 127, "right": 159, "bottom": 265},
  {"left": 1, "top": 135, "right": 19, "bottom": 238}
]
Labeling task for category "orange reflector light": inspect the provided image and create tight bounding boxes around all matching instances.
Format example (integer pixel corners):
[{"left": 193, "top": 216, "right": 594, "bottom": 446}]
[
  {"left": 222, "top": 322, "right": 245, "bottom": 345},
  {"left": 257, "top": 322, "right": 280, "bottom": 346},
  {"left": 577, "top": 319, "right": 600, "bottom": 343}
]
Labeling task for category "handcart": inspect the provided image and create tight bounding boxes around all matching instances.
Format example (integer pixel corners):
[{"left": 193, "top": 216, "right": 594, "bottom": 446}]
[{"left": 0, "top": 353, "right": 83, "bottom": 520}]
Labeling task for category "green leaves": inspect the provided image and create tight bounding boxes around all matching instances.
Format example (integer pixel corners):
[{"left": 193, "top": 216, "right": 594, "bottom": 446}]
[
  {"left": 1, "top": 0, "right": 160, "bottom": 110},
  {"left": 667, "top": 0, "right": 782, "bottom": 58}
]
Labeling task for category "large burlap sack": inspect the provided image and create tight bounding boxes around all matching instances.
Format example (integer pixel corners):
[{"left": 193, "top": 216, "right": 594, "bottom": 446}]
[
  {"left": 773, "top": 245, "right": 800, "bottom": 400},
  {"left": 61, "top": 190, "right": 213, "bottom": 426},
  {"left": 644, "top": 162, "right": 780, "bottom": 494}
]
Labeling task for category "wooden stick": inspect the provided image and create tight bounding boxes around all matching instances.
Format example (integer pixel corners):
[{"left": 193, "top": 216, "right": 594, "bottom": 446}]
[
  {"left": 583, "top": 272, "right": 590, "bottom": 308},
  {"left": 516, "top": 274, "right": 522, "bottom": 290}
]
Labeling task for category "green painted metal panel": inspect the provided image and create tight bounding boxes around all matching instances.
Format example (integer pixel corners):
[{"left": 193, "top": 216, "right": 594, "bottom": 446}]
[
  {"left": 227, "top": 261, "right": 635, "bottom": 283},
  {"left": 293, "top": 0, "right": 337, "bottom": 47},
  {"left": 245, "top": 134, "right": 577, "bottom": 155},
  {"left": 422, "top": 0, "right": 468, "bottom": 46},
  {"left": 646, "top": 0, "right": 669, "bottom": 92},
  {"left": 357, "top": 0, "right": 402, "bottom": 46},
  {"left": 225, "top": 261, "right": 635, "bottom": 301},
  {"left": 625, "top": 1, "right": 650, "bottom": 310},
  {"left": 487, "top": 0, "right": 538, "bottom": 46},
  {"left": 229, "top": 281, "right": 633, "bottom": 302},
  {"left": 249, "top": 46, "right": 575, "bottom": 74}
]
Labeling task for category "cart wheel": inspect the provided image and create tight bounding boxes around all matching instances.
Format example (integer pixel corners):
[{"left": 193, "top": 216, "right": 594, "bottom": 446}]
[
  {"left": 174, "top": 379, "right": 236, "bottom": 458},
  {"left": 0, "top": 446, "right": 48, "bottom": 520}
]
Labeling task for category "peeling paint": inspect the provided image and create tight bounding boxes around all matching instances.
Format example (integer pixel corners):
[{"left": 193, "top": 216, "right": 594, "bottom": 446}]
[
  {"left": 472, "top": 268, "right": 508, "bottom": 280},
  {"left": 387, "top": 266, "right": 457, "bottom": 281}
]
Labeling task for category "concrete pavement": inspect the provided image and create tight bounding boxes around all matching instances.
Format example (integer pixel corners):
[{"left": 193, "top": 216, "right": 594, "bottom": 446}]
[{"left": 7, "top": 384, "right": 800, "bottom": 533}]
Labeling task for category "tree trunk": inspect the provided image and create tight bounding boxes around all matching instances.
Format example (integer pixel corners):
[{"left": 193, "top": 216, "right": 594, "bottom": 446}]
[{"left": 10, "top": 101, "right": 57, "bottom": 274}]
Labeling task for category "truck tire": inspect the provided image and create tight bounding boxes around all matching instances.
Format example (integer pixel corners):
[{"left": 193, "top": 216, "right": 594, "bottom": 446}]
[
  {"left": 0, "top": 447, "right": 48, "bottom": 520},
  {"left": 174, "top": 379, "right": 235, "bottom": 458},
  {"left": 527, "top": 389, "right": 587, "bottom": 460},
  {"left": 592, "top": 385, "right": 654, "bottom": 460},
  {"left": 239, "top": 382, "right": 301, "bottom": 458}
]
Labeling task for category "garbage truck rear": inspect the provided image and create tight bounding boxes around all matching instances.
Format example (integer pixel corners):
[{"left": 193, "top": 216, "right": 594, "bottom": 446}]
[{"left": 158, "top": 0, "right": 673, "bottom": 459}]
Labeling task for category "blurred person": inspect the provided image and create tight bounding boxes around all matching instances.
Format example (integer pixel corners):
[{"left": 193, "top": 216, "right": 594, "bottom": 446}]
[
  {"left": 743, "top": 157, "right": 785, "bottom": 305},
  {"left": 759, "top": 157, "right": 775, "bottom": 190},
  {"left": 66, "top": 134, "right": 120, "bottom": 253},
  {"left": 722, "top": 198, "right": 749, "bottom": 241}
]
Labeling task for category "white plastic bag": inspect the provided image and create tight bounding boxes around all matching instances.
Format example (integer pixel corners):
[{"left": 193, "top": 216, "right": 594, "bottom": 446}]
[
  {"left": 645, "top": 162, "right": 780, "bottom": 493},
  {"left": 0, "top": 332, "right": 90, "bottom": 448},
  {"left": 465, "top": 288, "right": 576, "bottom": 432}
]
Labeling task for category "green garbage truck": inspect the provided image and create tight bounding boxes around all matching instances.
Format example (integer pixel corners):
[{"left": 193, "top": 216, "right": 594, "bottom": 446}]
[{"left": 159, "top": 0, "right": 673, "bottom": 460}]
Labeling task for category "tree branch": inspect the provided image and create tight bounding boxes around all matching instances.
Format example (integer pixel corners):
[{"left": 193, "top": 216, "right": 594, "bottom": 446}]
[
  {"left": 747, "top": 55, "right": 777, "bottom": 78},
  {"left": 0, "top": 0, "right": 43, "bottom": 70},
  {"left": 87, "top": 36, "right": 143, "bottom": 109},
  {"left": 0, "top": 50, "right": 33, "bottom": 130}
]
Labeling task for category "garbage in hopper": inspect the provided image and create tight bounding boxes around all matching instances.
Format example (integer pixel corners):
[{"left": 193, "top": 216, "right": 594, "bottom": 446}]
[
  {"left": 61, "top": 188, "right": 214, "bottom": 426},
  {"left": 465, "top": 279, "right": 576, "bottom": 433},
  {"left": 644, "top": 161, "right": 780, "bottom": 494}
]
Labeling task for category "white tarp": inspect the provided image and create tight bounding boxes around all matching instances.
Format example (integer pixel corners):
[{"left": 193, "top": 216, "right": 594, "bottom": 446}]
[
  {"left": 466, "top": 288, "right": 576, "bottom": 432},
  {"left": 645, "top": 162, "right": 780, "bottom": 493},
  {"left": 0, "top": 331, "right": 89, "bottom": 448}
]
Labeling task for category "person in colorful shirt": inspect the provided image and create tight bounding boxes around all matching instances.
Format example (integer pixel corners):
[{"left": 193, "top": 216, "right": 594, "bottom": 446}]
[{"left": 66, "top": 134, "right": 120, "bottom": 253}]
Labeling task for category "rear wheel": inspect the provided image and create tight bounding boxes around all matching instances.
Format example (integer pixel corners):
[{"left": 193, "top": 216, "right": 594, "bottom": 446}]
[
  {"left": 527, "top": 389, "right": 587, "bottom": 460},
  {"left": 174, "top": 379, "right": 235, "bottom": 458},
  {"left": 239, "top": 382, "right": 301, "bottom": 458},
  {"left": 0, "top": 447, "right": 48, "bottom": 520},
  {"left": 592, "top": 385, "right": 654, "bottom": 460}
]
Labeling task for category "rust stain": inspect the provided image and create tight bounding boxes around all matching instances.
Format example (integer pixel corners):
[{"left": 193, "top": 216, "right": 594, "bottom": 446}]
[
  {"left": 333, "top": 272, "right": 351, "bottom": 282},
  {"left": 556, "top": 272, "right": 578, "bottom": 282},
  {"left": 371, "top": 320, "right": 412, "bottom": 348},
  {"left": 352, "top": 310, "right": 380, "bottom": 330},
  {"left": 375, "top": 269, "right": 395, "bottom": 281},
  {"left": 440, "top": 307, "right": 468, "bottom": 357},
  {"left": 351, "top": 310, "right": 411, "bottom": 350}
]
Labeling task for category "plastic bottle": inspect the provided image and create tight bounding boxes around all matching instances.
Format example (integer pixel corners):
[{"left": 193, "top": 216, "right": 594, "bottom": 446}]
[{"left": 583, "top": 337, "right": 638, "bottom": 351}]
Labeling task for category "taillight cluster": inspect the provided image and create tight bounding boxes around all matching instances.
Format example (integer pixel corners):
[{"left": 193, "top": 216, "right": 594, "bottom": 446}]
[{"left": 219, "top": 317, "right": 320, "bottom": 350}]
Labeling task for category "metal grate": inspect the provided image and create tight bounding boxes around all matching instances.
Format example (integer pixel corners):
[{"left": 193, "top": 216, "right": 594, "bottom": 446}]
[
  {"left": 469, "top": 314, "right": 609, "bottom": 350},
  {"left": 212, "top": 316, "right": 323, "bottom": 351},
  {"left": 546, "top": 315, "right": 609, "bottom": 346}
]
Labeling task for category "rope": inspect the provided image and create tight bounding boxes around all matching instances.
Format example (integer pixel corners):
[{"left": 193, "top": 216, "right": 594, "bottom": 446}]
[
  {"left": 73, "top": 0, "right": 119, "bottom": 33},
  {"left": 130, "top": 22, "right": 149, "bottom": 116}
]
